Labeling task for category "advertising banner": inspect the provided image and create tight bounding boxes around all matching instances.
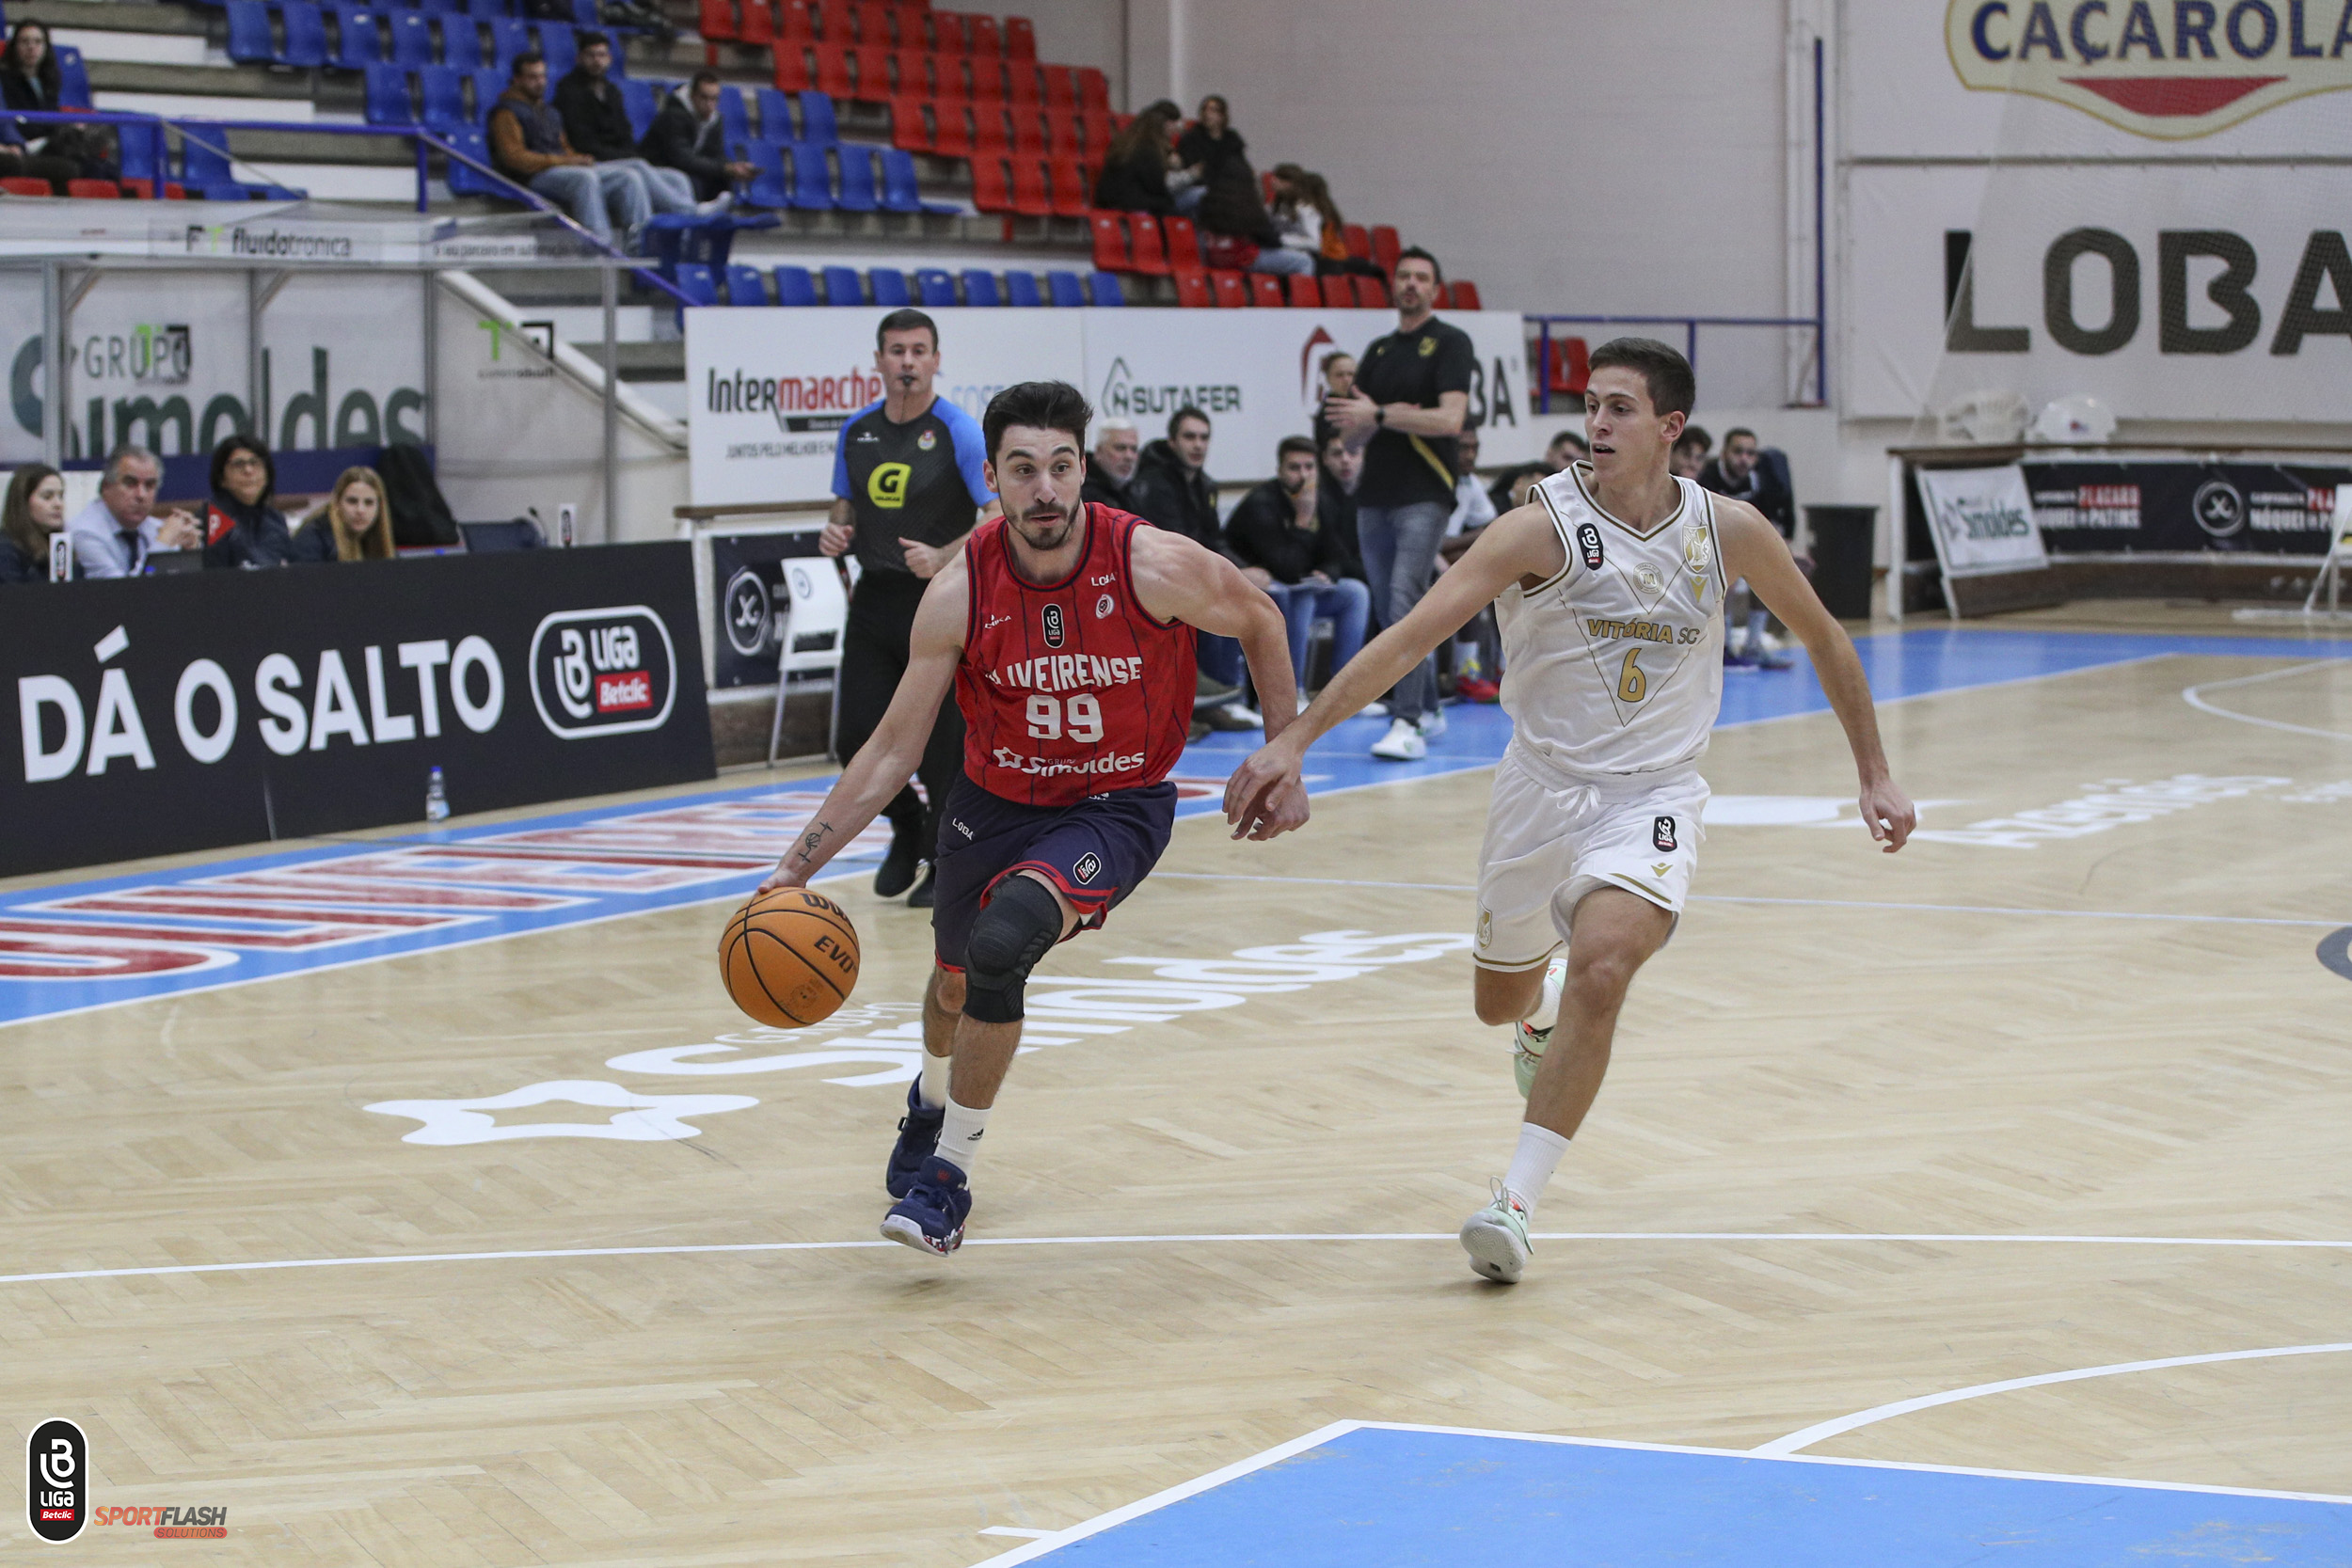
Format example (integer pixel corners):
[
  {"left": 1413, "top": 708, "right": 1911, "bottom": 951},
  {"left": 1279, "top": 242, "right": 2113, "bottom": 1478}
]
[
  {"left": 0, "top": 545, "right": 713, "bottom": 878},
  {"left": 1915, "top": 464, "right": 2050, "bottom": 576},
  {"left": 2021, "top": 459, "right": 2345, "bottom": 554},
  {"left": 709, "top": 530, "right": 833, "bottom": 689},
  {"left": 686, "top": 308, "right": 1534, "bottom": 505}
]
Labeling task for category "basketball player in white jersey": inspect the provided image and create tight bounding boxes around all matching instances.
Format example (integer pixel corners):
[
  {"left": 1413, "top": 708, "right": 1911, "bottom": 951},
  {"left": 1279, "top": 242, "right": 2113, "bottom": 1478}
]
[{"left": 1226, "top": 337, "right": 1915, "bottom": 1283}]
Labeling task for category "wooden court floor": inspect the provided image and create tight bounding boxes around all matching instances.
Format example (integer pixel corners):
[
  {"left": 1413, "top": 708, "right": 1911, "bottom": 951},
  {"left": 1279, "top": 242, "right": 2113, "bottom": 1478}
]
[{"left": 5, "top": 610, "right": 2351, "bottom": 1563}]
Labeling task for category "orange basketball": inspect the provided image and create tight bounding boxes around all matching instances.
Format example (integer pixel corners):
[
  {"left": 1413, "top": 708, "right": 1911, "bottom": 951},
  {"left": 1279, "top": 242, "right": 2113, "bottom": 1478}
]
[{"left": 719, "top": 887, "right": 860, "bottom": 1028}]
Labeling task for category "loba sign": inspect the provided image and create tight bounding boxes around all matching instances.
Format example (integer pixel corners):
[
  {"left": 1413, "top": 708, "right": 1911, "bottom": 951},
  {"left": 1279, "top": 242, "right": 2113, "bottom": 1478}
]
[{"left": 2, "top": 546, "right": 712, "bottom": 879}]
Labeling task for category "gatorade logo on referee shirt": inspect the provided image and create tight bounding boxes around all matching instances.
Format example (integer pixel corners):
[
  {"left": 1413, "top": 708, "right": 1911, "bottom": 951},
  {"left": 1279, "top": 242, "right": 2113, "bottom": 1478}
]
[{"left": 867, "top": 463, "right": 911, "bottom": 510}]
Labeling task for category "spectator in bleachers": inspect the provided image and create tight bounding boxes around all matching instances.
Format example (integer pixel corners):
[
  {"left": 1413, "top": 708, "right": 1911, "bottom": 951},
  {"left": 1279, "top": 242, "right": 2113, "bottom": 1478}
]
[
  {"left": 1486, "top": 428, "right": 1587, "bottom": 516},
  {"left": 205, "top": 435, "right": 294, "bottom": 569},
  {"left": 290, "top": 467, "right": 397, "bottom": 563},
  {"left": 1128, "top": 405, "right": 1256, "bottom": 730},
  {"left": 555, "top": 34, "right": 715, "bottom": 218},
  {"left": 3, "top": 21, "right": 114, "bottom": 182},
  {"left": 1, "top": 463, "right": 71, "bottom": 583},
  {"left": 1700, "top": 428, "right": 1807, "bottom": 669},
  {"left": 1091, "top": 99, "right": 1183, "bottom": 216},
  {"left": 491, "top": 52, "right": 651, "bottom": 249},
  {"left": 1672, "top": 424, "right": 1711, "bottom": 480},
  {"left": 1178, "top": 96, "right": 1300, "bottom": 277},
  {"left": 1224, "top": 436, "right": 1371, "bottom": 697},
  {"left": 1318, "top": 431, "right": 1364, "bottom": 583},
  {"left": 1269, "top": 166, "right": 1379, "bottom": 278},
  {"left": 642, "top": 71, "right": 753, "bottom": 205},
  {"left": 1311, "top": 351, "right": 1357, "bottom": 453},
  {"left": 66, "top": 446, "right": 202, "bottom": 578},
  {"left": 1435, "top": 425, "right": 1502, "bottom": 701},
  {"left": 1083, "top": 417, "right": 1140, "bottom": 510}
]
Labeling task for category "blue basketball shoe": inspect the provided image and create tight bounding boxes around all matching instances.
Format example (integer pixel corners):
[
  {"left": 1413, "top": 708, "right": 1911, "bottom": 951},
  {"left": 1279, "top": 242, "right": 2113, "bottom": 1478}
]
[
  {"left": 885, "top": 1079, "right": 945, "bottom": 1198},
  {"left": 881, "top": 1157, "right": 972, "bottom": 1256}
]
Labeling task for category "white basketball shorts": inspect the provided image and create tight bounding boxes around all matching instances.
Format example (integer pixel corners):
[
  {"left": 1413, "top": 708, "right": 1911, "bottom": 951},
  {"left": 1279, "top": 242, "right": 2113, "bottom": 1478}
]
[{"left": 1471, "top": 750, "right": 1709, "bottom": 973}]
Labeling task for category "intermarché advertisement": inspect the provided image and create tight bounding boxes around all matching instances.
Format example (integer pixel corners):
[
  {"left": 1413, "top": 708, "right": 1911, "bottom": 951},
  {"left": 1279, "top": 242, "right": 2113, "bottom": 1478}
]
[
  {"left": 1, "top": 546, "right": 714, "bottom": 878},
  {"left": 686, "top": 307, "right": 1536, "bottom": 505}
]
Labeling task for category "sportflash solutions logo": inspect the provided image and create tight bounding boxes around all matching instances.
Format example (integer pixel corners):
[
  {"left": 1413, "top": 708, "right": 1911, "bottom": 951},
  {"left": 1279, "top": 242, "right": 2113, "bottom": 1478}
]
[
  {"left": 27, "top": 1419, "right": 228, "bottom": 1541},
  {"left": 529, "top": 606, "right": 678, "bottom": 739}
]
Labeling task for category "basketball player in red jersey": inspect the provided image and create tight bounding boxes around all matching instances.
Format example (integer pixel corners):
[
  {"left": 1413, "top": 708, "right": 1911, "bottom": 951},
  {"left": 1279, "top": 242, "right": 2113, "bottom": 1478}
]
[{"left": 761, "top": 381, "right": 1309, "bottom": 1256}]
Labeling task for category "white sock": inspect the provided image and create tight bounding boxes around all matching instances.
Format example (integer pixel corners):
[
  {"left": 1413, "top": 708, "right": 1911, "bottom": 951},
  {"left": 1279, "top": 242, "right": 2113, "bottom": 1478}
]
[
  {"left": 918, "top": 1050, "right": 950, "bottom": 1111},
  {"left": 936, "top": 1096, "right": 991, "bottom": 1177},
  {"left": 1502, "top": 1122, "right": 1571, "bottom": 1216}
]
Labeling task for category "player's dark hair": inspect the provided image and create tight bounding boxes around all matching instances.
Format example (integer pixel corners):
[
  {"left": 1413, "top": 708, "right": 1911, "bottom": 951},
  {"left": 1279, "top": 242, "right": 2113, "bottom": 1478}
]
[
  {"left": 1168, "top": 404, "right": 1209, "bottom": 439},
  {"left": 1723, "top": 426, "right": 1757, "bottom": 448},
  {"left": 983, "top": 380, "right": 1093, "bottom": 461},
  {"left": 1395, "top": 245, "right": 1444, "bottom": 283},
  {"left": 875, "top": 308, "right": 937, "bottom": 352},
  {"left": 1277, "top": 436, "right": 1317, "bottom": 464},
  {"left": 1586, "top": 337, "right": 1695, "bottom": 420}
]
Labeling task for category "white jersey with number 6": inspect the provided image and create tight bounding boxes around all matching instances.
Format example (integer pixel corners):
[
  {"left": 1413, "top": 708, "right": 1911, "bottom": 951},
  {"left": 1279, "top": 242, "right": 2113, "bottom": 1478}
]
[{"left": 1497, "top": 463, "right": 1730, "bottom": 782}]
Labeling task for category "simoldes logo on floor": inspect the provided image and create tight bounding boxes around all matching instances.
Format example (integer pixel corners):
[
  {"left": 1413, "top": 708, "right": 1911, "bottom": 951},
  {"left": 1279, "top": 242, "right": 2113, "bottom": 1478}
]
[{"left": 529, "top": 607, "right": 677, "bottom": 739}]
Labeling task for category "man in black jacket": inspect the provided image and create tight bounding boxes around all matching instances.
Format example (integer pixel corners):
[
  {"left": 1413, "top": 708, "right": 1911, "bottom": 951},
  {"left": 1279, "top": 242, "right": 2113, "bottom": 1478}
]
[
  {"left": 1126, "top": 404, "right": 1255, "bottom": 727},
  {"left": 553, "top": 33, "right": 704, "bottom": 217},
  {"left": 1699, "top": 428, "right": 1808, "bottom": 669},
  {"left": 1224, "top": 437, "right": 1370, "bottom": 694},
  {"left": 641, "top": 71, "right": 751, "bottom": 202},
  {"left": 1081, "top": 417, "right": 1139, "bottom": 510}
]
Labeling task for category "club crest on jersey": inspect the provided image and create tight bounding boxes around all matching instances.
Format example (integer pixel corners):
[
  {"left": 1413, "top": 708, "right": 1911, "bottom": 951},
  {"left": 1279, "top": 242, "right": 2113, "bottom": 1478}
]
[
  {"left": 1095, "top": 593, "right": 1115, "bottom": 619},
  {"left": 1073, "top": 852, "right": 1102, "bottom": 885},
  {"left": 916, "top": 428, "right": 937, "bottom": 450},
  {"left": 1681, "top": 522, "right": 1713, "bottom": 574},
  {"left": 1636, "top": 564, "right": 1663, "bottom": 594},
  {"left": 1653, "top": 816, "right": 1677, "bottom": 852},
  {"left": 1041, "top": 603, "right": 1066, "bottom": 648},
  {"left": 1576, "top": 521, "right": 1605, "bottom": 572}
]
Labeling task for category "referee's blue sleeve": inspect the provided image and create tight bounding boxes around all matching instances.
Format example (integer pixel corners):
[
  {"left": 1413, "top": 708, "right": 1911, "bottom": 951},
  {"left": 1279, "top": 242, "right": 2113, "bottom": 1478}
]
[
  {"left": 945, "top": 403, "right": 997, "bottom": 509},
  {"left": 830, "top": 420, "right": 851, "bottom": 501}
]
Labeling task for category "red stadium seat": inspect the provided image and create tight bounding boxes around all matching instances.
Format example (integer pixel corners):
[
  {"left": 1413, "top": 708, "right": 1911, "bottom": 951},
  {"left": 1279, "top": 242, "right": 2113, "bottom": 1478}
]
[
  {"left": 1005, "top": 60, "right": 1041, "bottom": 103},
  {"left": 1004, "top": 16, "right": 1036, "bottom": 58},
  {"left": 1090, "top": 211, "right": 1132, "bottom": 271},
  {"left": 1041, "top": 106, "right": 1079, "bottom": 154},
  {"left": 68, "top": 179, "right": 121, "bottom": 198},
  {"left": 848, "top": 43, "right": 891, "bottom": 99},
  {"left": 970, "top": 103, "right": 1009, "bottom": 155},
  {"left": 967, "top": 56, "right": 1008, "bottom": 103},
  {"left": 1162, "top": 214, "right": 1200, "bottom": 272},
  {"left": 781, "top": 0, "right": 814, "bottom": 38},
  {"left": 1, "top": 176, "right": 52, "bottom": 197},
  {"left": 889, "top": 2, "right": 924, "bottom": 45},
  {"left": 1009, "top": 107, "right": 1046, "bottom": 155},
  {"left": 742, "top": 0, "right": 779, "bottom": 44},
  {"left": 700, "top": 0, "right": 740, "bottom": 40},
  {"left": 1046, "top": 156, "right": 1089, "bottom": 217},
  {"left": 890, "top": 47, "right": 930, "bottom": 95},
  {"left": 889, "top": 94, "right": 931, "bottom": 150},
  {"left": 1209, "top": 270, "right": 1248, "bottom": 308},
  {"left": 811, "top": 42, "right": 853, "bottom": 96},
  {"left": 1076, "top": 67, "right": 1109, "bottom": 112},
  {"left": 927, "top": 49, "right": 965, "bottom": 99},
  {"left": 1285, "top": 274, "right": 1321, "bottom": 308},
  {"left": 970, "top": 156, "right": 1012, "bottom": 213},
  {"left": 1077, "top": 107, "right": 1112, "bottom": 154},
  {"left": 1370, "top": 224, "right": 1401, "bottom": 276},
  {"left": 849, "top": 0, "right": 888, "bottom": 42},
  {"left": 930, "top": 99, "right": 973, "bottom": 156},
  {"left": 1248, "top": 273, "right": 1284, "bottom": 308},
  {"left": 930, "top": 10, "right": 968, "bottom": 52},
  {"left": 1547, "top": 335, "right": 1590, "bottom": 395},
  {"left": 1172, "top": 268, "right": 1211, "bottom": 308},
  {"left": 968, "top": 16, "right": 1002, "bottom": 55},
  {"left": 1342, "top": 224, "right": 1370, "bottom": 261},
  {"left": 1449, "top": 278, "right": 1482, "bottom": 309},
  {"left": 773, "top": 41, "right": 814, "bottom": 90},
  {"left": 1041, "top": 63, "right": 1075, "bottom": 108},
  {"left": 1126, "top": 213, "right": 1169, "bottom": 276},
  {"left": 1009, "top": 157, "right": 1049, "bottom": 216},
  {"left": 1357, "top": 274, "right": 1390, "bottom": 307}
]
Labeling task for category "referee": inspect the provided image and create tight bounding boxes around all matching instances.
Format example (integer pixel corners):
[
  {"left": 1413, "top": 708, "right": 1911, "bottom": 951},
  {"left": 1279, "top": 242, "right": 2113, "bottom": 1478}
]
[{"left": 822, "top": 309, "right": 997, "bottom": 906}]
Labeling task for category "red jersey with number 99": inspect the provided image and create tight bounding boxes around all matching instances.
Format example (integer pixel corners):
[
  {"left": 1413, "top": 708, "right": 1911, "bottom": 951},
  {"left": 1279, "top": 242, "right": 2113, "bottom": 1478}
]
[{"left": 957, "top": 504, "right": 1198, "bottom": 807}]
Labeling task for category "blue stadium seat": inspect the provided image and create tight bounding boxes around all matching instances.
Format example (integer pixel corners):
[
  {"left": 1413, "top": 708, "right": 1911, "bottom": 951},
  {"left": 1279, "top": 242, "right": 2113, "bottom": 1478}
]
[
  {"left": 470, "top": 67, "right": 503, "bottom": 123},
  {"left": 420, "top": 64, "right": 468, "bottom": 131},
  {"left": 619, "top": 78, "right": 655, "bottom": 139},
  {"left": 181, "top": 135, "right": 244, "bottom": 193},
  {"left": 772, "top": 265, "right": 818, "bottom": 306},
  {"left": 387, "top": 10, "right": 435, "bottom": 68},
  {"left": 363, "top": 63, "right": 417, "bottom": 125},
  {"left": 1004, "top": 270, "right": 1041, "bottom": 307},
  {"left": 673, "top": 261, "right": 719, "bottom": 307},
  {"left": 535, "top": 21, "right": 574, "bottom": 78},
  {"left": 416, "top": 0, "right": 463, "bottom": 13},
  {"left": 1045, "top": 269, "right": 1085, "bottom": 307},
  {"left": 753, "top": 87, "right": 795, "bottom": 143},
  {"left": 741, "top": 142, "right": 789, "bottom": 208},
  {"left": 821, "top": 264, "right": 863, "bottom": 306},
  {"left": 332, "top": 5, "right": 382, "bottom": 68},
  {"left": 280, "top": 3, "right": 328, "bottom": 67},
  {"left": 877, "top": 146, "right": 921, "bottom": 214},
  {"left": 960, "top": 269, "right": 1001, "bottom": 307},
  {"left": 441, "top": 127, "right": 506, "bottom": 196},
  {"left": 1088, "top": 270, "right": 1124, "bottom": 306},
  {"left": 869, "top": 268, "right": 909, "bottom": 306},
  {"left": 116, "top": 121, "right": 167, "bottom": 187},
  {"left": 833, "top": 144, "right": 876, "bottom": 212},
  {"left": 797, "top": 89, "right": 836, "bottom": 145},
  {"left": 440, "top": 14, "right": 484, "bottom": 71},
  {"left": 724, "top": 263, "right": 768, "bottom": 306},
  {"left": 716, "top": 85, "right": 749, "bottom": 147},
  {"left": 603, "top": 42, "right": 627, "bottom": 79},
  {"left": 468, "top": 0, "right": 511, "bottom": 17},
  {"left": 789, "top": 143, "right": 833, "bottom": 210},
  {"left": 568, "top": 0, "right": 596, "bottom": 24},
  {"left": 54, "top": 46, "right": 90, "bottom": 109},
  {"left": 485, "top": 16, "right": 527, "bottom": 71},
  {"left": 915, "top": 268, "right": 955, "bottom": 307},
  {"left": 225, "top": 1, "right": 275, "bottom": 65}
]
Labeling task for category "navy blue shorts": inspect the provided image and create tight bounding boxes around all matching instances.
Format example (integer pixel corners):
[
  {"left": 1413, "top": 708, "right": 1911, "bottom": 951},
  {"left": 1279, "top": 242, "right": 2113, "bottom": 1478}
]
[{"left": 931, "top": 775, "right": 1178, "bottom": 971}]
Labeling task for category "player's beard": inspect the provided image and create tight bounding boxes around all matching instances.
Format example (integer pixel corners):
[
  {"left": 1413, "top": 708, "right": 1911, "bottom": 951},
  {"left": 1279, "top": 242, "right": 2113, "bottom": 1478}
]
[{"left": 1010, "top": 499, "right": 1077, "bottom": 553}]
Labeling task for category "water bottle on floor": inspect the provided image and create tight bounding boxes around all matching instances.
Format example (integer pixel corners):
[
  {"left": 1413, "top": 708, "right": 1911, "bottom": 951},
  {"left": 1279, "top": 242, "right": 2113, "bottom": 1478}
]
[{"left": 425, "top": 767, "right": 450, "bottom": 823}]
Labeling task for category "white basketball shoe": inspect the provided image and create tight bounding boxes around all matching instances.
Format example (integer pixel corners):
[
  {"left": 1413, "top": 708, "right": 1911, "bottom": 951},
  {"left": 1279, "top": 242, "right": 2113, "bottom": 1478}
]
[
  {"left": 1512, "top": 950, "right": 1567, "bottom": 1100},
  {"left": 1459, "top": 1182, "right": 1534, "bottom": 1283}
]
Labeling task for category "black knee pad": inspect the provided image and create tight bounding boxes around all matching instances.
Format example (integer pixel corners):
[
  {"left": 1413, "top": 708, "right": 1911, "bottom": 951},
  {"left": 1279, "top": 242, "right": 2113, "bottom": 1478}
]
[{"left": 961, "top": 876, "right": 1064, "bottom": 1023}]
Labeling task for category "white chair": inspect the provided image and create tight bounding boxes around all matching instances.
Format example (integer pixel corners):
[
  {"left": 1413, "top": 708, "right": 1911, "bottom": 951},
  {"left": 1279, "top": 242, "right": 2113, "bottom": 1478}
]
[{"left": 768, "top": 556, "right": 853, "bottom": 766}]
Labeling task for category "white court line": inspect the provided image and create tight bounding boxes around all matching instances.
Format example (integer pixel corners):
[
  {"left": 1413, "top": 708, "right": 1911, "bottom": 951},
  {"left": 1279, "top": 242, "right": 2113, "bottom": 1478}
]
[
  {"left": 969, "top": 1417, "right": 2352, "bottom": 1564},
  {"left": 2182, "top": 659, "right": 2352, "bottom": 741},
  {"left": 1154, "top": 872, "right": 2351, "bottom": 929},
  {"left": 9, "top": 1228, "right": 2352, "bottom": 1289},
  {"left": 1755, "top": 1341, "right": 2352, "bottom": 1457}
]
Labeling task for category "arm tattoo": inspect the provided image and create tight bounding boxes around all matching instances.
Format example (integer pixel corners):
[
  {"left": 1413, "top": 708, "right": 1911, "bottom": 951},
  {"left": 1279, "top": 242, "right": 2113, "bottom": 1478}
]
[{"left": 792, "top": 820, "right": 835, "bottom": 867}]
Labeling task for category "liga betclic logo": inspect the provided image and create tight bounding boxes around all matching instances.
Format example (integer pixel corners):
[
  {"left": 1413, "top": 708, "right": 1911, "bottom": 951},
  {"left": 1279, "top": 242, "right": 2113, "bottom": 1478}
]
[{"left": 25, "top": 1419, "right": 229, "bottom": 1543}]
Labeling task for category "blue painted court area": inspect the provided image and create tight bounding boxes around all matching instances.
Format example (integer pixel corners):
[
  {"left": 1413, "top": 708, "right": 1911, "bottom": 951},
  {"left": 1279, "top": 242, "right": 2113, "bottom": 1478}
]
[
  {"left": 2, "top": 627, "right": 2344, "bottom": 1025},
  {"left": 1004, "top": 1424, "right": 2352, "bottom": 1567}
]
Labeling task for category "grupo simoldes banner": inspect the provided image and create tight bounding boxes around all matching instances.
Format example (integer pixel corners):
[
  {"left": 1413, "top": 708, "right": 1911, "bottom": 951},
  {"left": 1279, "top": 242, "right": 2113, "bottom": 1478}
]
[
  {"left": 686, "top": 308, "right": 1535, "bottom": 506},
  {"left": 2, "top": 546, "right": 713, "bottom": 878},
  {"left": 1915, "top": 464, "right": 2051, "bottom": 577}
]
